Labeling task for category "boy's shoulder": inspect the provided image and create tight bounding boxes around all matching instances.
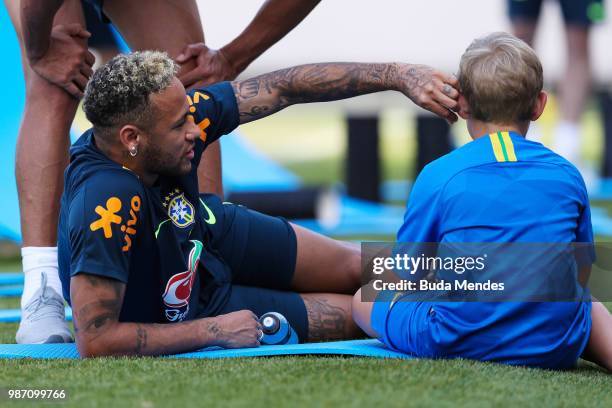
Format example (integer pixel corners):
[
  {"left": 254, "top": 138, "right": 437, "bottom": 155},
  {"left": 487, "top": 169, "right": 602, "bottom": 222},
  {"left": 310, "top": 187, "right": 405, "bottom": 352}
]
[
  {"left": 420, "top": 132, "right": 584, "bottom": 189},
  {"left": 417, "top": 134, "right": 500, "bottom": 186}
]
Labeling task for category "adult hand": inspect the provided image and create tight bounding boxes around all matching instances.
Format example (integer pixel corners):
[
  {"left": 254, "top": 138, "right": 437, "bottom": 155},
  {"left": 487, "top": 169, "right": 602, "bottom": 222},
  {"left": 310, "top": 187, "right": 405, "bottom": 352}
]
[
  {"left": 398, "top": 64, "right": 460, "bottom": 124},
  {"left": 210, "top": 310, "right": 262, "bottom": 348},
  {"left": 176, "top": 43, "right": 239, "bottom": 89},
  {"left": 29, "top": 24, "right": 95, "bottom": 99}
]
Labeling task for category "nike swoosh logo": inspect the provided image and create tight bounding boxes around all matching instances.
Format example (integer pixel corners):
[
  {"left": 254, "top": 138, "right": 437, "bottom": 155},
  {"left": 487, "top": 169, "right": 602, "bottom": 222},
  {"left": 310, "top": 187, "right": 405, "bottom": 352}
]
[
  {"left": 389, "top": 292, "right": 405, "bottom": 309},
  {"left": 199, "top": 198, "right": 216, "bottom": 225},
  {"left": 154, "top": 219, "right": 171, "bottom": 239}
]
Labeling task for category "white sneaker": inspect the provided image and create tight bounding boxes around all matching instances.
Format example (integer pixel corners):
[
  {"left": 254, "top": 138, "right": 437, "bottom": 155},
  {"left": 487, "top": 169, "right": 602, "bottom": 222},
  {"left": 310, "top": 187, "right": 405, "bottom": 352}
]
[{"left": 16, "top": 272, "right": 73, "bottom": 344}]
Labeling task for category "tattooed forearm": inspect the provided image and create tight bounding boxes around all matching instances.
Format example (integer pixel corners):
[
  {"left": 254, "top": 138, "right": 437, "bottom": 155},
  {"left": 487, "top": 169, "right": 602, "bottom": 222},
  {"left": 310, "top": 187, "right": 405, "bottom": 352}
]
[
  {"left": 71, "top": 274, "right": 126, "bottom": 355},
  {"left": 207, "top": 321, "right": 221, "bottom": 337},
  {"left": 78, "top": 299, "right": 121, "bottom": 333},
  {"left": 302, "top": 296, "right": 349, "bottom": 341},
  {"left": 71, "top": 274, "right": 232, "bottom": 357},
  {"left": 232, "top": 62, "right": 401, "bottom": 124},
  {"left": 74, "top": 278, "right": 124, "bottom": 341}
]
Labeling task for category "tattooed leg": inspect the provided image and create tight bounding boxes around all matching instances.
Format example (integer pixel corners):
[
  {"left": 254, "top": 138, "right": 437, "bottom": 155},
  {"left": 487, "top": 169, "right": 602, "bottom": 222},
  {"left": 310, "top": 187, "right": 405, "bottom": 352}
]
[{"left": 301, "top": 293, "right": 364, "bottom": 341}]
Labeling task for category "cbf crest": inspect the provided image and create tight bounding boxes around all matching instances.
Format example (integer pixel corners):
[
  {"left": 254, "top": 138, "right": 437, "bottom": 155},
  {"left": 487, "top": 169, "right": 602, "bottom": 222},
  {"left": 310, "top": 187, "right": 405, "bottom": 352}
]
[{"left": 163, "top": 188, "right": 195, "bottom": 228}]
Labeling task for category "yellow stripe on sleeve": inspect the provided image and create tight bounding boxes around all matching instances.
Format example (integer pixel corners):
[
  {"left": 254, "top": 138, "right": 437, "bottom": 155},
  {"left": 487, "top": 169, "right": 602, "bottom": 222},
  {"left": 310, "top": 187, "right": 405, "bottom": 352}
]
[
  {"left": 501, "top": 131, "right": 518, "bottom": 162},
  {"left": 489, "top": 134, "right": 506, "bottom": 162}
]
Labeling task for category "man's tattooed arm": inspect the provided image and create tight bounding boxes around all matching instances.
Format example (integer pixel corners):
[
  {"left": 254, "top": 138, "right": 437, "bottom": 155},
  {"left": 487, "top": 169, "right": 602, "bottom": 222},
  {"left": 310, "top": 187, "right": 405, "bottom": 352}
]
[
  {"left": 70, "top": 274, "right": 261, "bottom": 357},
  {"left": 231, "top": 62, "right": 460, "bottom": 124}
]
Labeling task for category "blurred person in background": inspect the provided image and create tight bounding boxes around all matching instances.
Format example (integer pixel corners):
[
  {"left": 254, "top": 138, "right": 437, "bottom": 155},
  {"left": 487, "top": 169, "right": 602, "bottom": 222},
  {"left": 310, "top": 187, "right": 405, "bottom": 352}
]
[{"left": 508, "top": 0, "right": 605, "bottom": 180}]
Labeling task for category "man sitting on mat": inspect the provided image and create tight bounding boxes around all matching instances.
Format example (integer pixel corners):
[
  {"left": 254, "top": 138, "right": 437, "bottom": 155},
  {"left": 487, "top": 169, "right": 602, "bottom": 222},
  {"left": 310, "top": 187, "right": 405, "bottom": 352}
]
[
  {"left": 352, "top": 32, "right": 612, "bottom": 371},
  {"left": 58, "top": 51, "right": 460, "bottom": 357}
]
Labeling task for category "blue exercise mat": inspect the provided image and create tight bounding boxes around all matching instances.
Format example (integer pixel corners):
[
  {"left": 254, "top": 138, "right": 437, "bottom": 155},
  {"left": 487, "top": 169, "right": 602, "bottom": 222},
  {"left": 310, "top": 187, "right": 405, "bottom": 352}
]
[
  {"left": 295, "top": 196, "right": 404, "bottom": 237},
  {"left": 0, "top": 307, "right": 72, "bottom": 323},
  {"left": 0, "top": 285, "right": 22, "bottom": 297},
  {"left": 0, "top": 273, "right": 23, "bottom": 285},
  {"left": 0, "top": 339, "right": 410, "bottom": 360}
]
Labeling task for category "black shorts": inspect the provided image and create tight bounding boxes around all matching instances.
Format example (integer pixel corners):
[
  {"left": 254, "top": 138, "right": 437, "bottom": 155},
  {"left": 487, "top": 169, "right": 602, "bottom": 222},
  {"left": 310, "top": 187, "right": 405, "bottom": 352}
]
[
  {"left": 83, "top": 0, "right": 110, "bottom": 23},
  {"left": 196, "top": 194, "right": 308, "bottom": 341},
  {"left": 508, "top": 0, "right": 605, "bottom": 26},
  {"left": 83, "top": 0, "right": 115, "bottom": 46}
]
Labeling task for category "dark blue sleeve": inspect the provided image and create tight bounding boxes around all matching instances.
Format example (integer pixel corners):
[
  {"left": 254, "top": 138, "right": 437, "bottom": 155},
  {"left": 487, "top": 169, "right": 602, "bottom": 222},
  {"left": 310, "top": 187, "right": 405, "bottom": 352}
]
[
  {"left": 187, "top": 81, "right": 239, "bottom": 149},
  {"left": 68, "top": 169, "right": 144, "bottom": 283}
]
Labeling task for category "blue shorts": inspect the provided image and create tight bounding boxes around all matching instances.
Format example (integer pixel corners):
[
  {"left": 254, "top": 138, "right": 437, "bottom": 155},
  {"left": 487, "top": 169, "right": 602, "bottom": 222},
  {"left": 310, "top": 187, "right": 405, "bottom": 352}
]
[
  {"left": 372, "top": 292, "right": 592, "bottom": 369},
  {"left": 508, "top": 0, "right": 605, "bottom": 26},
  {"left": 371, "top": 291, "right": 434, "bottom": 356},
  {"left": 196, "top": 194, "right": 308, "bottom": 341}
]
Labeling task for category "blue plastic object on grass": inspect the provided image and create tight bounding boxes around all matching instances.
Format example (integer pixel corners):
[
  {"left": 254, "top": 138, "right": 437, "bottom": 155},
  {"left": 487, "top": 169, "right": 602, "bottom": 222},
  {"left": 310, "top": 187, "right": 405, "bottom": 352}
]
[
  {"left": 0, "top": 285, "right": 23, "bottom": 297},
  {"left": 0, "top": 274, "right": 23, "bottom": 285},
  {"left": 295, "top": 196, "right": 405, "bottom": 237},
  {"left": 260, "top": 312, "right": 298, "bottom": 345},
  {"left": 0, "top": 7, "right": 25, "bottom": 241},
  {"left": 220, "top": 133, "right": 301, "bottom": 193},
  {"left": 0, "top": 307, "right": 72, "bottom": 323}
]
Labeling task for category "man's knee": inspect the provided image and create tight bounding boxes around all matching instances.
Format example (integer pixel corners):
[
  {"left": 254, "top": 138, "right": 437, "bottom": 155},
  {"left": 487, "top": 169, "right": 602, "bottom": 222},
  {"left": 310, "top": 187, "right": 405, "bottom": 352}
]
[
  {"left": 351, "top": 289, "right": 363, "bottom": 319},
  {"left": 351, "top": 289, "right": 367, "bottom": 324},
  {"left": 351, "top": 288, "right": 376, "bottom": 337},
  {"left": 340, "top": 242, "right": 361, "bottom": 289}
]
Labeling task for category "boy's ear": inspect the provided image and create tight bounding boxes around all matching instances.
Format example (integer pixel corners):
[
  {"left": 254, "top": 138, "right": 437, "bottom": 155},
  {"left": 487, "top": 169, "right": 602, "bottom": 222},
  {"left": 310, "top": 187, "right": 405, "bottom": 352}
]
[
  {"left": 531, "top": 91, "right": 548, "bottom": 121},
  {"left": 457, "top": 94, "right": 470, "bottom": 120}
]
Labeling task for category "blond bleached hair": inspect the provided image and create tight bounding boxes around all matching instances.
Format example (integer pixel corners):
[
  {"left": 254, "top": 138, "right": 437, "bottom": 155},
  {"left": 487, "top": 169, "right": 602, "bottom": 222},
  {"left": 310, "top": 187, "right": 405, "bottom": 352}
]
[
  {"left": 459, "top": 32, "right": 543, "bottom": 124},
  {"left": 83, "top": 51, "right": 179, "bottom": 134}
]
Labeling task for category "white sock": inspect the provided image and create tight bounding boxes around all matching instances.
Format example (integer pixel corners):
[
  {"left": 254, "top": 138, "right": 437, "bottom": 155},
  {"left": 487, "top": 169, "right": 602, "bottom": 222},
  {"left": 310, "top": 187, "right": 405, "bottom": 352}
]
[
  {"left": 526, "top": 123, "right": 542, "bottom": 143},
  {"left": 21, "top": 247, "right": 62, "bottom": 309},
  {"left": 554, "top": 121, "right": 581, "bottom": 164}
]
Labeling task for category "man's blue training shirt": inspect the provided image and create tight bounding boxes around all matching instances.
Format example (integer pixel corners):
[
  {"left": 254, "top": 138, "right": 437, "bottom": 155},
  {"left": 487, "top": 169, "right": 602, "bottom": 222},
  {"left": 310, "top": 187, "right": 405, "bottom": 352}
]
[
  {"left": 58, "top": 82, "right": 239, "bottom": 324},
  {"left": 373, "top": 131, "right": 593, "bottom": 369}
]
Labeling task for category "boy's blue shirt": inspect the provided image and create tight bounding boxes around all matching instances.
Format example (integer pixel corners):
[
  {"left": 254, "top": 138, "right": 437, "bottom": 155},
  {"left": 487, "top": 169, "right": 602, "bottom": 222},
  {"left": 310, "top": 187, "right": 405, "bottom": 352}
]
[
  {"left": 398, "top": 131, "right": 591, "bottom": 243},
  {"left": 392, "top": 131, "right": 592, "bottom": 368}
]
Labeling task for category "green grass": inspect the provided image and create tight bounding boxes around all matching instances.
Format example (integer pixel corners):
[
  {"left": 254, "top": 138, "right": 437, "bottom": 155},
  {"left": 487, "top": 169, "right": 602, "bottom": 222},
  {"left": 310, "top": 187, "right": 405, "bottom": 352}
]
[
  {"left": 0, "top": 354, "right": 609, "bottom": 408},
  {"left": 0, "top": 268, "right": 610, "bottom": 407},
  {"left": 0, "top": 260, "right": 20, "bottom": 272}
]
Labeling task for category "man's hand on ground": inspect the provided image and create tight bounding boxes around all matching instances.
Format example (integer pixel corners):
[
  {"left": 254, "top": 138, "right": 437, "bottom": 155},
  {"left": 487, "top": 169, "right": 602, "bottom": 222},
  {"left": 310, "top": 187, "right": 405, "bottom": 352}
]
[
  {"left": 29, "top": 24, "right": 95, "bottom": 99},
  {"left": 209, "top": 310, "right": 262, "bottom": 349},
  {"left": 176, "top": 43, "right": 239, "bottom": 89},
  {"left": 397, "top": 64, "right": 460, "bottom": 124}
]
